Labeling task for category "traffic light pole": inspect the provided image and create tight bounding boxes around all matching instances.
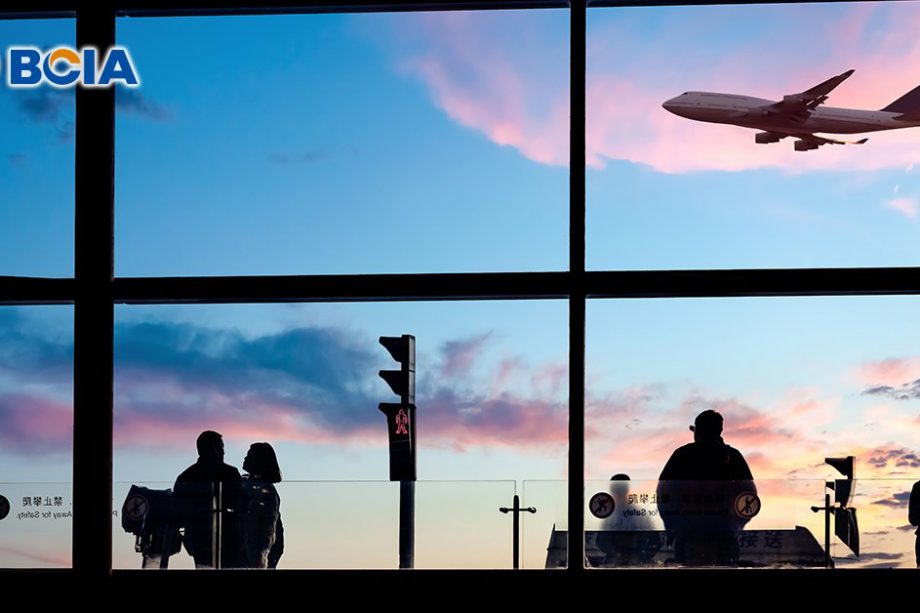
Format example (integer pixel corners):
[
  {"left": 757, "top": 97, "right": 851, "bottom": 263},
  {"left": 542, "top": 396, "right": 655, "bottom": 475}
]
[
  {"left": 811, "top": 488, "right": 833, "bottom": 568},
  {"left": 399, "top": 480, "right": 415, "bottom": 569},
  {"left": 824, "top": 492, "right": 831, "bottom": 568},
  {"left": 379, "top": 335, "right": 417, "bottom": 570}
]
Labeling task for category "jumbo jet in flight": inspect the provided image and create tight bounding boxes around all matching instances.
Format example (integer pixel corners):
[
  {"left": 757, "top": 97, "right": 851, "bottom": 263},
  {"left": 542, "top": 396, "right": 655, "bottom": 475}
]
[{"left": 662, "top": 69, "right": 920, "bottom": 151}]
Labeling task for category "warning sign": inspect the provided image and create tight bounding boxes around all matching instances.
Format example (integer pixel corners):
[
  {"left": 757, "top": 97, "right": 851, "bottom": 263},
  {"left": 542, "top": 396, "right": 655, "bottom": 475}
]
[
  {"left": 734, "top": 492, "right": 761, "bottom": 519},
  {"left": 589, "top": 492, "right": 616, "bottom": 519},
  {"left": 124, "top": 494, "right": 148, "bottom": 521}
]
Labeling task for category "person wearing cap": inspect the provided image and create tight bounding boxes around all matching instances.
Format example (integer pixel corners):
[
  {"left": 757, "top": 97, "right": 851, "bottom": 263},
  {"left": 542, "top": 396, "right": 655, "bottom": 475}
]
[{"left": 656, "top": 409, "right": 756, "bottom": 566}]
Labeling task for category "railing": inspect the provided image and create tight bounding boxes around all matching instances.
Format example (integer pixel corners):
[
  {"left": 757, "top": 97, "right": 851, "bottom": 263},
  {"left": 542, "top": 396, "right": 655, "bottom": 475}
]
[
  {"left": 3, "top": 478, "right": 917, "bottom": 569},
  {"left": 111, "top": 480, "right": 516, "bottom": 570},
  {"left": 524, "top": 479, "right": 919, "bottom": 569}
]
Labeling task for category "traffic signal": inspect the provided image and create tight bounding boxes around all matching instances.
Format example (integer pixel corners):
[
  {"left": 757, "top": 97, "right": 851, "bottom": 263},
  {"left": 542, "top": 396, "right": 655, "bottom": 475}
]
[
  {"left": 379, "top": 335, "right": 416, "bottom": 482},
  {"left": 826, "top": 456, "right": 858, "bottom": 556},
  {"left": 825, "top": 456, "right": 854, "bottom": 507},
  {"left": 835, "top": 507, "right": 859, "bottom": 557},
  {"left": 379, "top": 335, "right": 415, "bottom": 404}
]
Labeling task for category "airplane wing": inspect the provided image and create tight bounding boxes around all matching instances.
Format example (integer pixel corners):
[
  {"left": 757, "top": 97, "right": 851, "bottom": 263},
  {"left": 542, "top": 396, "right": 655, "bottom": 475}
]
[
  {"left": 760, "top": 69, "right": 855, "bottom": 122},
  {"left": 793, "top": 133, "right": 868, "bottom": 151}
]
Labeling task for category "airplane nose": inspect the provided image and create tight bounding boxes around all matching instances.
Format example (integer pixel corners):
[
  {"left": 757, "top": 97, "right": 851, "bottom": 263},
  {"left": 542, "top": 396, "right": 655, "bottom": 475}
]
[{"left": 662, "top": 97, "right": 678, "bottom": 112}]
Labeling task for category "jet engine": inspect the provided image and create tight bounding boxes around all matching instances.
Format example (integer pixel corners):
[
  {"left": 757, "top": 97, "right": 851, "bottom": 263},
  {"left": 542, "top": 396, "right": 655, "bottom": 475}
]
[
  {"left": 755, "top": 132, "right": 782, "bottom": 144},
  {"left": 794, "top": 140, "right": 819, "bottom": 151}
]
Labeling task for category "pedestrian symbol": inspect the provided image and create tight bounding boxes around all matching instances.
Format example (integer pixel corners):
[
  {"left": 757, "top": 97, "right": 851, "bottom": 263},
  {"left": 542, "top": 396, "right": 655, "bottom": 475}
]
[
  {"left": 589, "top": 492, "right": 616, "bottom": 519},
  {"left": 734, "top": 492, "right": 761, "bottom": 519},
  {"left": 395, "top": 408, "right": 409, "bottom": 436}
]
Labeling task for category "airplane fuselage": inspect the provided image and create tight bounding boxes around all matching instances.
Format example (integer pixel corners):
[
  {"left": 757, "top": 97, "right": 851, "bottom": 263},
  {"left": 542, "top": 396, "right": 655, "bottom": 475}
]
[{"left": 663, "top": 92, "right": 920, "bottom": 135}]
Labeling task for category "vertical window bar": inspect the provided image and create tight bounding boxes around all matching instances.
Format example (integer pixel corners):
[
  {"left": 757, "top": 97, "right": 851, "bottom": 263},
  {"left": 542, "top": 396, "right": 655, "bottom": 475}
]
[
  {"left": 73, "top": 5, "right": 115, "bottom": 577},
  {"left": 568, "top": 0, "right": 587, "bottom": 572}
]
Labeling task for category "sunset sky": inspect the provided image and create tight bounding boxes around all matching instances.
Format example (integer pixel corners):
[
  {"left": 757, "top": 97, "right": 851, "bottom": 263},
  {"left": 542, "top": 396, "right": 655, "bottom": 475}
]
[{"left": 2, "top": 2, "right": 920, "bottom": 569}]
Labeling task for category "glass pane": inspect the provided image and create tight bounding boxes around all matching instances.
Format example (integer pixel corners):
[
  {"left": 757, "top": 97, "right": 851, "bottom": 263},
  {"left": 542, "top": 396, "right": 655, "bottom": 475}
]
[
  {"left": 115, "top": 10, "right": 568, "bottom": 276},
  {"left": 113, "top": 480, "right": 514, "bottom": 569},
  {"left": 0, "top": 20, "right": 75, "bottom": 277},
  {"left": 587, "top": 2, "right": 920, "bottom": 269},
  {"left": 521, "top": 479, "right": 566, "bottom": 569},
  {"left": 583, "top": 478, "right": 823, "bottom": 568},
  {"left": 0, "top": 306, "right": 73, "bottom": 568},
  {"left": 113, "top": 301, "right": 566, "bottom": 568},
  {"left": 587, "top": 296, "right": 920, "bottom": 568}
]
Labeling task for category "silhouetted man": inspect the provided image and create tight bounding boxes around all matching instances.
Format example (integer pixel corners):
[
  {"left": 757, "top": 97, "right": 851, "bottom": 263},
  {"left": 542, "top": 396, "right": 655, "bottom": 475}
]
[
  {"left": 174, "top": 430, "right": 244, "bottom": 568},
  {"left": 657, "top": 410, "right": 756, "bottom": 566},
  {"left": 909, "top": 480, "right": 920, "bottom": 566}
]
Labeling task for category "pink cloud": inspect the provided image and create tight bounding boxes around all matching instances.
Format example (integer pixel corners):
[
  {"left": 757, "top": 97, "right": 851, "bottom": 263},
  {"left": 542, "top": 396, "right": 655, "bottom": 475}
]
[
  {"left": 857, "top": 357, "right": 920, "bottom": 387},
  {"left": 492, "top": 357, "right": 524, "bottom": 391},
  {"left": 394, "top": 11, "right": 569, "bottom": 166},
  {"left": 885, "top": 196, "right": 918, "bottom": 219},
  {"left": 590, "top": 389, "right": 829, "bottom": 479},
  {"left": 438, "top": 332, "right": 493, "bottom": 377},
  {"left": 423, "top": 391, "right": 567, "bottom": 452},
  {"left": 108, "top": 340, "right": 571, "bottom": 455},
  {"left": 0, "top": 393, "right": 72, "bottom": 455},
  {"left": 530, "top": 362, "right": 568, "bottom": 397},
  {"left": 0, "top": 544, "right": 70, "bottom": 568},
  {"left": 393, "top": 5, "right": 920, "bottom": 174}
]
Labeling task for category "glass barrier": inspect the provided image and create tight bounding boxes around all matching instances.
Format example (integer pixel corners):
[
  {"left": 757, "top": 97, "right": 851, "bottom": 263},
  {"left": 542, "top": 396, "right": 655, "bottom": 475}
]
[
  {"left": 112, "top": 480, "right": 515, "bottom": 569},
  {"left": 0, "top": 482, "right": 72, "bottom": 568},
  {"left": 583, "top": 479, "right": 822, "bottom": 568},
  {"left": 521, "top": 480, "right": 567, "bottom": 569},
  {"left": 7, "top": 478, "right": 915, "bottom": 569},
  {"left": 524, "top": 479, "right": 920, "bottom": 569}
]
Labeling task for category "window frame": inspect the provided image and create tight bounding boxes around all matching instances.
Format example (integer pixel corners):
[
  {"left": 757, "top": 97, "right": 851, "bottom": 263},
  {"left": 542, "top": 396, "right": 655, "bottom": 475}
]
[{"left": 1, "top": 0, "right": 917, "bottom": 578}]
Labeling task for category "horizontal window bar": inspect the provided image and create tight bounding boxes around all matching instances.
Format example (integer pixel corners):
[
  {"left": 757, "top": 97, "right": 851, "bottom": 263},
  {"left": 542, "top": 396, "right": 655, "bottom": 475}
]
[
  {"left": 4, "top": 268, "right": 920, "bottom": 305},
  {"left": 0, "top": 277, "right": 76, "bottom": 304},
  {"left": 0, "top": 0, "right": 567, "bottom": 19}
]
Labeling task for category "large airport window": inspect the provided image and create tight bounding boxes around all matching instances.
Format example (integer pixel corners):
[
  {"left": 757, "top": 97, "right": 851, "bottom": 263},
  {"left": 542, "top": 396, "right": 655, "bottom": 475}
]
[
  {"left": 114, "top": 10, "right": 569, "bottom": 277},
  {"left": 0, "top": 19, "right": 75, "bottom": 278},
  {"left": 2, "top": 0, "right": 920, "bottom": 578},
  {"left": 112, "top": 301, "right": 567, "bottom": 569},
  {"left": 586, "top": 296, "right": 920, "bottom": 568},
  {"left": 0, "top": 306, "right": 73, "bottom": 569},
  {"left": 587, "top": 2, "right": 920, "bottom": 270}
]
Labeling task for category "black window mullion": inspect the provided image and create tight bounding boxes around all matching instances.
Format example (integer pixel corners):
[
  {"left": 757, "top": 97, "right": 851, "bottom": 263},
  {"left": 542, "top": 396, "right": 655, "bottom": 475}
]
[
  {"left": 568, "top": 0, "right": 586, "bottom": 573},
  {"left": 73, "top": 5, "right": 115, "bottom": 578}
]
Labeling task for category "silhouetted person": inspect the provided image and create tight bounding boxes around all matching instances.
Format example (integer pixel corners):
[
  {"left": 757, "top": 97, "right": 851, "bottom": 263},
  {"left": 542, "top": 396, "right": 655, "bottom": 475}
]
[
  {"left": 174, "top": 430, "right": 244, "bottom": 568},
  {"left": 657, "top": 410, "right": 756, "bottom": 566},
  {"left": 240, "top": 442, "right": 284, "bottom": 569},
  {"left": 909, "top": 480, "right": 920, "bottom": 566},
  {"left": 600, "top": 473, "right": 662, "bottom": 566}
]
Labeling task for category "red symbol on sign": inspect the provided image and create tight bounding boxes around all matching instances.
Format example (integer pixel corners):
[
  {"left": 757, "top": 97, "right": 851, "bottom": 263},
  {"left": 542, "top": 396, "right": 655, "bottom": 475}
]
[{"left": 395, "top": 409, "right": 409, "bottom": 435}]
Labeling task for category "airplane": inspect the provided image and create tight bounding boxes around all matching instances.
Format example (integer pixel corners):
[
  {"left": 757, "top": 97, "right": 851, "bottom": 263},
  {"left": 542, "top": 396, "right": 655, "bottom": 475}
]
[{"left": 662, "top": 69, "right": 920, "bottom": 151}]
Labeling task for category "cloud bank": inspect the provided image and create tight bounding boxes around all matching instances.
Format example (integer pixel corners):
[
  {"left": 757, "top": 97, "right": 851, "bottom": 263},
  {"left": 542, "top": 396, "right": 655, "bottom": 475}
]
[{"left": 385, "top": 5, "right": 920, "bottom": 173}]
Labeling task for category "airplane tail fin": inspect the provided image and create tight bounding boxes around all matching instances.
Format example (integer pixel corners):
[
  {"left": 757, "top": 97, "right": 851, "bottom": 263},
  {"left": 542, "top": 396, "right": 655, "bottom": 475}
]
[
  {"left": 894, "top": 109, "right": 920, "bottom": 122},
  {"left": 880, "top": 83, "right": 920, "bottom": 115}
]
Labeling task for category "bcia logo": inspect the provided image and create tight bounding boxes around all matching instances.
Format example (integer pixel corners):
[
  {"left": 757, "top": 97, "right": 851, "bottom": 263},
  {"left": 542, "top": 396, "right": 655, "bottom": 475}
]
[{"left": 4, "top": 46, "right": 139, "bottom": 88}]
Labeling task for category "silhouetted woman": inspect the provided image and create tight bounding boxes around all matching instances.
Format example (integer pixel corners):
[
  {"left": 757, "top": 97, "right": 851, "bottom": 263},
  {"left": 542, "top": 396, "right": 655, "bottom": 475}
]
[{"left": 241, "top": 442, "right": 284, "bottom": 568}]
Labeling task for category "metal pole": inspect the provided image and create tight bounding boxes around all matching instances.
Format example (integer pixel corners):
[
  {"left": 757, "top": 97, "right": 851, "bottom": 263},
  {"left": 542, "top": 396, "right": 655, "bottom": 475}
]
[
  {"left": 512, "top": 494, "right": 521, "bottom": 570},
  {"left": 824, "top": 492, "right": 831, "bottom": 569},
  {"left": 399, "top": 480, "right": 415, "bottom": 569}
]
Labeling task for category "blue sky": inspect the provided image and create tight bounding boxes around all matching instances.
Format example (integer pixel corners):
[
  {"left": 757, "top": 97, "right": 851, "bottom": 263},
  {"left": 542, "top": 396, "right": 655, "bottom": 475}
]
[{"left": 3, "top": 4, "right": 920, "bottom": 568}]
